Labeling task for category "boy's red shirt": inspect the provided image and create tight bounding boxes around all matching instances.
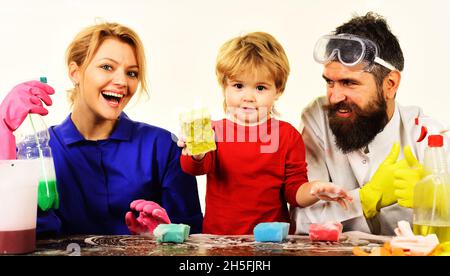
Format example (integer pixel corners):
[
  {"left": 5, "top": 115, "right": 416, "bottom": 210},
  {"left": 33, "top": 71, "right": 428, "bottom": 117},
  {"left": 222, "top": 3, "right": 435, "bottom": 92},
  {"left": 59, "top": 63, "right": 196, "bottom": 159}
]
[{"left": 180, "top": 118, "right": 308, "bottom": 235}]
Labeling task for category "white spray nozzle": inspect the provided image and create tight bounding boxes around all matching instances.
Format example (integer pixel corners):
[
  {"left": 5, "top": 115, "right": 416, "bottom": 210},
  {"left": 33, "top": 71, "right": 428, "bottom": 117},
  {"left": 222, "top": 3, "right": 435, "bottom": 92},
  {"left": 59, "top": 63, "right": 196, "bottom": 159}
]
[{"left": 415, "top": 116, "right": 448, "bottom": 142}]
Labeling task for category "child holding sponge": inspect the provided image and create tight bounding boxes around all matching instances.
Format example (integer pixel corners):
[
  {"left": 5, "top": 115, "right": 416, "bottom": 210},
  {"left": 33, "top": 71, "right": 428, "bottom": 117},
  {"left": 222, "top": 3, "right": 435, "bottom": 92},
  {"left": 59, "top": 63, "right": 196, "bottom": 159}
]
[{"left": 178, "top": 32, "right": 352, "bottom": 235}]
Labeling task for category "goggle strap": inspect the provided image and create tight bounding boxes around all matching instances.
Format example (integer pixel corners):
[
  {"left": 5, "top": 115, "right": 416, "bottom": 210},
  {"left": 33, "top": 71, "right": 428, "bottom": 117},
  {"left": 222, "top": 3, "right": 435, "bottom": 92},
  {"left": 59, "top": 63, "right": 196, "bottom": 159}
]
[{"left": 374, "top": 57, "right": 397, "bottom": 71}]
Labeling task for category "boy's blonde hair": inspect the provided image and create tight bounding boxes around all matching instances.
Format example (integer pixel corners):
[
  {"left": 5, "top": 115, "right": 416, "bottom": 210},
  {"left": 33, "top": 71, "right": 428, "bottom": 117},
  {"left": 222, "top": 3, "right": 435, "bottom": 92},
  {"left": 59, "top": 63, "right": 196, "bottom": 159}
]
[
  {"left": 65, "top": 22, "right": 148, "bottom": 105},
  {"left": 216, "top": 32, "right": 290, "bottom": 109}
]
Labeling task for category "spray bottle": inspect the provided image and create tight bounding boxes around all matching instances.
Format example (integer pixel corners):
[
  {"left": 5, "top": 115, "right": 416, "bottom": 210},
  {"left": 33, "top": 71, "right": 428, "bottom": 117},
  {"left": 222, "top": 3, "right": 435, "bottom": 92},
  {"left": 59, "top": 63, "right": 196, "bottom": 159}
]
[
  {"left": 15, "top": 77, "right": 59, "bottom": 211},
  {"left": 413, "top": 117, "right": 450, "bottom": 242}
]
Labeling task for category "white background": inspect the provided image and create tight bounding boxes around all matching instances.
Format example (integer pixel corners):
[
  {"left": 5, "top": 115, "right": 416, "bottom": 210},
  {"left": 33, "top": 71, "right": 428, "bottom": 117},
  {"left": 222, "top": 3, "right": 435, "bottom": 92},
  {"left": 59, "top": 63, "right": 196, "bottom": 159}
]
[{"left": 1, "top": 0, "right": 449, "bottom": 213}]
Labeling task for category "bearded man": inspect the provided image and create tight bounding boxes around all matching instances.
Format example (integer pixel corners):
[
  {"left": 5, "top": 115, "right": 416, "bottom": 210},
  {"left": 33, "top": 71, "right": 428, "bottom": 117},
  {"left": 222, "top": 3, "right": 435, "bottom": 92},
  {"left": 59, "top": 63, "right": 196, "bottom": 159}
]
[{"left": 291, "top": 12, "right": 449, "bottom": 235}]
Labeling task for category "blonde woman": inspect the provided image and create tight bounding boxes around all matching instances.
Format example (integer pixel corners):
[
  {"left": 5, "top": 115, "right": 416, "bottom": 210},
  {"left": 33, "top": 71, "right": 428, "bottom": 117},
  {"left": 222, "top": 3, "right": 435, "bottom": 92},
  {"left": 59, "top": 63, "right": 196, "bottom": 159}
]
[{"left": 0, "top": 22, "right": 202, "bottom": 236}]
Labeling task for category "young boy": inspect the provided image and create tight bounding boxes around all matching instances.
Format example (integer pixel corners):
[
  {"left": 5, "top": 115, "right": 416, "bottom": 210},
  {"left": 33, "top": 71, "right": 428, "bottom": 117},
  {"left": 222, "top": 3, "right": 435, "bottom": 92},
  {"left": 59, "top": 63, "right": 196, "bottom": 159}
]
[{"left": 178, "top": 32, "right": 352, "bottom": 235}]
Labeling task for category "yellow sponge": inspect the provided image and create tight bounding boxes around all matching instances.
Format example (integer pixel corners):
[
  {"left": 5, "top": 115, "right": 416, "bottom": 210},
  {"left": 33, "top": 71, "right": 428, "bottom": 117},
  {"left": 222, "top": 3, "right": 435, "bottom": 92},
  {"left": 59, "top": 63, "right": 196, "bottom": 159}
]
[{"left": 180, "top": 108, "right": 216, "bottom": 155}]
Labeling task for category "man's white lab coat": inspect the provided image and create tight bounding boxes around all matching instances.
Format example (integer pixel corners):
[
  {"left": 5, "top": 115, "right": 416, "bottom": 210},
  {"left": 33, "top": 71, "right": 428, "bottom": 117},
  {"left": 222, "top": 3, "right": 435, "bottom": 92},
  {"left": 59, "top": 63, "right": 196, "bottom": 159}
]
[{"left": 291, "top": 96, "right": 449, "bottom": 235}]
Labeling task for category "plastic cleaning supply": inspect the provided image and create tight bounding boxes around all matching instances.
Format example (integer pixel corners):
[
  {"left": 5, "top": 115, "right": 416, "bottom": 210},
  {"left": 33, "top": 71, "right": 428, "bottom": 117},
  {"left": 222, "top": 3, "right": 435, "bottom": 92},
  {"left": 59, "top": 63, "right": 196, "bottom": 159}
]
[
  {"left": 309, "top": 222, "right": 343, "bottom": 242},
  {"left": 0, "top": 159, "right": 41, "bottom": 254},
  {"left": 0, "top": 79, "right": 54, "bottom": 160},
  {"left": 15, "top": 77, "right": 59, "bottom": 211},
  {"left": 396, "top": 116, "right": 449, "bottom": 207},
  {"left": 415, "top": 116, "right": 449, "bottom": 143},
  {"left": 390, "top": 220, "right": 440, "bottom": 256},
  {"left": 253, "top": 222, "right": 289, "bottom": 242},
  {"left": 153, "top": 223, "right": 190, "bottom": 243},
  {"left": 179, "top": 108, "right": 216, "bottom": 155},
  {"left": 413, "top": 135, "right": 450, "bottom": 243}
]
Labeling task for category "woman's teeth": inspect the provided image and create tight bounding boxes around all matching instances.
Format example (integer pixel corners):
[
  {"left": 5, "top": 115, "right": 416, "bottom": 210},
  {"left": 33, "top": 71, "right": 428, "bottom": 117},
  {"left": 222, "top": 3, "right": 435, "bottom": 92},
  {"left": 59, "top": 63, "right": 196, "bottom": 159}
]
[
  {"left": 102, "top": 92, "right": 124, "bottom": 98},
  {"left": 102, "top": 91, "right": 124, "bottom": 103}
]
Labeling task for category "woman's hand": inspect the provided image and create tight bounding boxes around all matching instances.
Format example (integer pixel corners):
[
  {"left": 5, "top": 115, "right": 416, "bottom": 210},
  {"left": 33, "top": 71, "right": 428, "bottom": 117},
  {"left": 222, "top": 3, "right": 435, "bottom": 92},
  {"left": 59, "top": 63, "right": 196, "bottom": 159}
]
[
  {"left": 0, "top": 80, "right": 54, "bottom": 131},
  {"left": 0, "top": 80, "right": 54, "bottom": 159},
  {"left": 125, "top": 200, "right": 171, "bottom": 235}
]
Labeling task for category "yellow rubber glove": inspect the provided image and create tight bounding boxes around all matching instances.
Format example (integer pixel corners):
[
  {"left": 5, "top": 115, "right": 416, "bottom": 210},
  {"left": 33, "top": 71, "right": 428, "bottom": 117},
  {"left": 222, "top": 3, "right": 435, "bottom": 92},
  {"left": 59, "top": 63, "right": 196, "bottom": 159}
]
[
  {"left": 360, "top": 143, "right": 409, "bottom": 218},
  {"left": 393, "top": 146, "right": 426, "bottom": 208}
]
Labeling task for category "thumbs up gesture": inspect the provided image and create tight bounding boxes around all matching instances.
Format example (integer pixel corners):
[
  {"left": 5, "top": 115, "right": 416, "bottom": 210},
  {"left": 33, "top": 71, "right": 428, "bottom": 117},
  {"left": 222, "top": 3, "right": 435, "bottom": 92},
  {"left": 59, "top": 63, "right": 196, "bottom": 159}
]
[
  {"left": 393, "top": 146, "right": 426, "bottom": 208},
  {"left": 360, "top": 143, "right": 410, "bottom": 218}
]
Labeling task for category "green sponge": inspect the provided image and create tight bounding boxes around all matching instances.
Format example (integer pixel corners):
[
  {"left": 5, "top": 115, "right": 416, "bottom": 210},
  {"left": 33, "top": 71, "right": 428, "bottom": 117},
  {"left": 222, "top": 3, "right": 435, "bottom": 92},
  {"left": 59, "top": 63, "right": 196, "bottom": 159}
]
[{"left": 153, "top": 223, "right": 190, "bottom": 243}]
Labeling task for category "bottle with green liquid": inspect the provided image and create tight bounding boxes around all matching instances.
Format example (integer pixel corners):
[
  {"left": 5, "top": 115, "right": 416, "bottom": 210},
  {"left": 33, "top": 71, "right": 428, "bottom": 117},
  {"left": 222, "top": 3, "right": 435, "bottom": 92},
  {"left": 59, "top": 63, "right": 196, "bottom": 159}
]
[
  {"left": 413, "top": 134, "right": 450, "bottom": 242},
  {"left": 15, "top": 77, "right": 59, "bottom": 211}
]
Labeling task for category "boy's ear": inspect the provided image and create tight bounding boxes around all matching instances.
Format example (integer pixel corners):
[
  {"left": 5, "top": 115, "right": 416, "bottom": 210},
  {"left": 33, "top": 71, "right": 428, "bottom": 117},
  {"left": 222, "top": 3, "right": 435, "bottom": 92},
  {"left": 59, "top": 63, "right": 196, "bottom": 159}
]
[{"left": 68, "top": 61, "right": 81, "bottom": 86}]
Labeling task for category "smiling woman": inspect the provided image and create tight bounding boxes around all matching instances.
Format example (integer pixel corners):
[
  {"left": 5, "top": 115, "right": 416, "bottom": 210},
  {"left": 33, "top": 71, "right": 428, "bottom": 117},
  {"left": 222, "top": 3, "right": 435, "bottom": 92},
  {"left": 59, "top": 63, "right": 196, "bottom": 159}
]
[
  {"left": 65, "top": 23, "right": 146, "bottom": 140},
  {"left": 0, "top": 22, "right": 203, "bottom": 237},
  {"left": 69, "top": 38, "right": 141, "bottom": 140},
  {"left": 65, "top": 23, "right": 147, "bottom": 104}
]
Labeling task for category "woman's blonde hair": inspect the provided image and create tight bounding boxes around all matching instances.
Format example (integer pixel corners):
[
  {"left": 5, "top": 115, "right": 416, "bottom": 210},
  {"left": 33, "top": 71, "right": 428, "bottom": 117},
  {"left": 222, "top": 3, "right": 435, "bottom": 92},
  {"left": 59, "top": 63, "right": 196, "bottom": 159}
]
[
  {"left": 65, "top": 22, "right": 148, "bottom": 104},
  {"left": 216, "top": 32, "right": 290, "bottom": 111}
]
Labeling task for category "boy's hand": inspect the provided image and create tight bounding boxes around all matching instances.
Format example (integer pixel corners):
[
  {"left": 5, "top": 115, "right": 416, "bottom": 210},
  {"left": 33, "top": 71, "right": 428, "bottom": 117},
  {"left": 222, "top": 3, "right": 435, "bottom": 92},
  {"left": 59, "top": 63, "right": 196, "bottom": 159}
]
[
  {"left": 310, "top": 181, "right": 353, "bottom": 210},
  {"left": 176, "top": 136, "right": 206, "bottom": 160}
]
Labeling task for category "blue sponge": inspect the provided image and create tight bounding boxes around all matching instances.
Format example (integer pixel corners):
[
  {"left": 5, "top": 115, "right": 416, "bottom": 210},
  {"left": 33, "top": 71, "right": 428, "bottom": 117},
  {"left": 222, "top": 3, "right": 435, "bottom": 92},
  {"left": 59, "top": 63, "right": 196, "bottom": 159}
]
[{"left": 253, "top": 222, "right": 289, "bottom": 242}]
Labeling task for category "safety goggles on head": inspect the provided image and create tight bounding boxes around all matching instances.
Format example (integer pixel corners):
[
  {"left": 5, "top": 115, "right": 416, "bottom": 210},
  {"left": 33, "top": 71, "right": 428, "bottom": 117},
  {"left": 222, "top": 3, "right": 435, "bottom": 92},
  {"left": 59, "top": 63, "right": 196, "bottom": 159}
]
[{"left": 313, "top": 34, "right": 398, "bottom": 71}]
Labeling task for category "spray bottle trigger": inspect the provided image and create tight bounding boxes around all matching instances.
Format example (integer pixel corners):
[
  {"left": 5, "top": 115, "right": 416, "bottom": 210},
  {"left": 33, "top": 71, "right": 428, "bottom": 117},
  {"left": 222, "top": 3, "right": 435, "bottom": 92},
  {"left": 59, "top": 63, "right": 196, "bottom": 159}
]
[{"left": 417, "top": 126, "right": 428, "bottom": 142}]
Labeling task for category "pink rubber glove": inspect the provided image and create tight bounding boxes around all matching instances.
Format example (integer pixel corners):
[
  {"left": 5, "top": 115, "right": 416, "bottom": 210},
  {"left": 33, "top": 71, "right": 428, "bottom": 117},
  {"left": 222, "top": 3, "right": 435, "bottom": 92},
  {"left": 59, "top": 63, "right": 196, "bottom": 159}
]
[
  {"left": 0, "top": 81, "right": 54, "bottom": 159},
  {"left": 125, "top": 199, "right": 171, "bottom": 235}
]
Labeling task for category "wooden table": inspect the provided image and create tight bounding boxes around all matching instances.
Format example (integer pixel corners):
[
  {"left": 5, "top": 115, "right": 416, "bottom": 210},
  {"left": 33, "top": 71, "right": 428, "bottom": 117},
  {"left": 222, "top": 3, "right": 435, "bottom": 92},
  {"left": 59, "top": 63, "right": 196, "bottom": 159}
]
[{"left": 32, "top": 232, "right": 388, "bottom": 256}]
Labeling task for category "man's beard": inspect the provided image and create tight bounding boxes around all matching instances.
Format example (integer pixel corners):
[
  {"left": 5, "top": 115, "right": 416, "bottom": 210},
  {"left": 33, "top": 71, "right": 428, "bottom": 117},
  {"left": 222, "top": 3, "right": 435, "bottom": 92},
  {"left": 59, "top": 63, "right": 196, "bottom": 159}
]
[{"left": 324, "top": 91, "right": 389, "bottom": 154}]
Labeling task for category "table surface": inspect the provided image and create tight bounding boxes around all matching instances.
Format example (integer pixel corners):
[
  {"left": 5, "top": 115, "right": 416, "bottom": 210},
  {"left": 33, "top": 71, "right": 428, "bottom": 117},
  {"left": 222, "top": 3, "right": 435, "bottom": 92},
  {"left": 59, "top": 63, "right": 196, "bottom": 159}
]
[{"left": 32, "top": 232, "right": 389, "bottom": 256}]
